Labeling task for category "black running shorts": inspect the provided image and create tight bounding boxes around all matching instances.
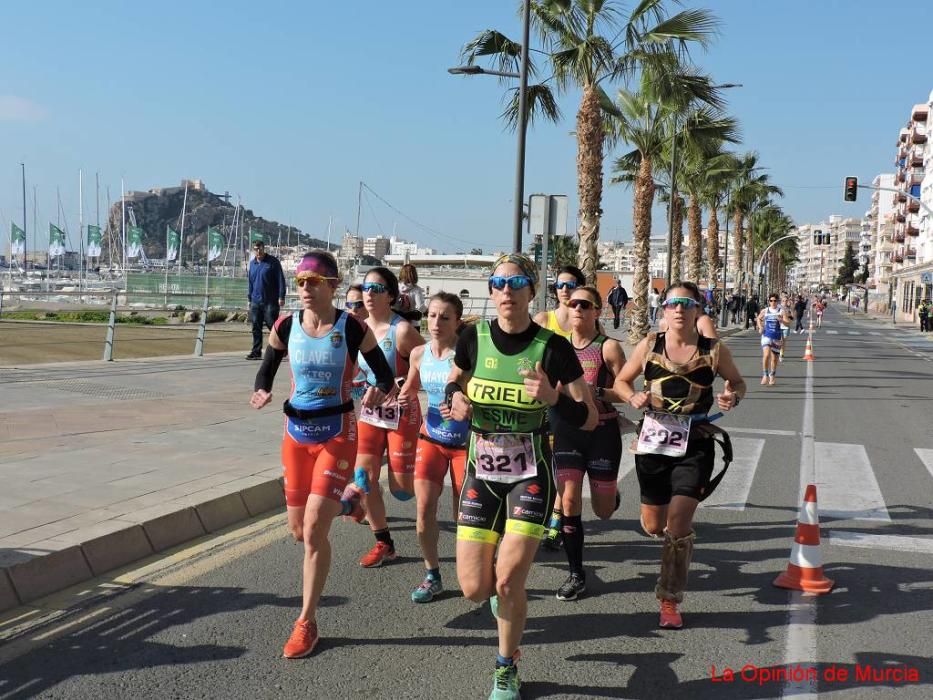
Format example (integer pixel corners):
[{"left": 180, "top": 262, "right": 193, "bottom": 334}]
[{"left": 635, "top": 435, "right": 715, "bottom": 505}]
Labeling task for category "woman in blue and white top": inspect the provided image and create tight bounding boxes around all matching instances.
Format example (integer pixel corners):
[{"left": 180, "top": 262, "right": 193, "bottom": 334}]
[{"left": 398, "top": 292, "right": 470, "bottom": 603}]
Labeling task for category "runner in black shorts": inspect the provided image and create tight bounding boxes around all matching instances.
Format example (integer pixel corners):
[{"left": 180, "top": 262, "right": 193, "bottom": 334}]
[
  {"left": 551, "top": 285, "right": 627, "bottom": 601},
  {"left": 615, "top": 281, "right": 746, "bottom": 630},
  {"left": 443, "top": 253, "right": 598, "bottom": 699}
]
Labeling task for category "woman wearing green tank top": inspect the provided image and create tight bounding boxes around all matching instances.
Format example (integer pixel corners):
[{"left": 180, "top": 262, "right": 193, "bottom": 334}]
[{"left": 442, "top": 254, "right": 598, "bottom": 699}]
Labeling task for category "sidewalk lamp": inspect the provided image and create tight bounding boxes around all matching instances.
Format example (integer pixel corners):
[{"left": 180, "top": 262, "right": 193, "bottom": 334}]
[{"left": 448, "top": 0, "right": 531, "bottom": 254}]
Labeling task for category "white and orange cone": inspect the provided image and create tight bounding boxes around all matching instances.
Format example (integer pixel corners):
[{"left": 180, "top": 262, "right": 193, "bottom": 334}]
[
  {"left": 802, "top": 334, "right": 815, "bottom": 361},
  {"left": 773, "top": 484, "right": 834, "bottom": 594}
]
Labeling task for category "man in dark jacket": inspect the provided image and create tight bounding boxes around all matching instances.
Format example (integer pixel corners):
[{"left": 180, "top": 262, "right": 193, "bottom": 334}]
[
  {"left": 745, "top": 295, "right": 760, "bottom": 329},
  {"left": 246, "top": 240, "right": 286, "bottom": 359},
  {"left": 794, "top": 295, "right": 808, "bottom": 333},
  {"left": 607, "top": 279, "right": 629, "bottom": 330}
]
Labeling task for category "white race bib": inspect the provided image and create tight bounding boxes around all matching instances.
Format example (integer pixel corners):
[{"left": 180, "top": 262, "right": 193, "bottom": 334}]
[
  {"left": 473, "top": 433, "right": 537, "bottom": 483},
  {"left": 636, "top": 411, "right": 692, "bottom": 457},
  {"left": 360, "top": 400, "right": 401, "bottom": 430}
]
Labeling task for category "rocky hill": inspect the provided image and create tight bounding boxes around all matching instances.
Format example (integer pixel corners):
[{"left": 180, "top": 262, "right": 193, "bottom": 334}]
[{"left": 103, "top": 181, "right": 330, "bottom": 262}]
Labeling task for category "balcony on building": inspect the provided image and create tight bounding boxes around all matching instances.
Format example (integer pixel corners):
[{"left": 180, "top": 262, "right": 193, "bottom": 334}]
[
  {"left": 912, "top": 103, "right": 929, "bottom": 122},
  {"left": 896, "top": 169, "right": 906, "bottom": 182},
  {"left": 905, "top": 246, "right": 917, "bottom": 259},
  {"left": 911, "top": 125, "right": 927, "bottom": 144},
  {"left": 899, "top": 128, "right": 909, "bottom": 144},
  {"left": 908, "top": 169, "right": 925, "bottom": 186},
  {"left": 896, "top": 210, "right": 906, "bottom": 223},
  {"left": 908, "top": 197, "right": 920, "bottom": 212},
  {"left": 910, "top": 146, "right": 925, "bottom": 166},
  {"left": 894, "top": 248, "right": 904, "bottom": 263},
  {"left": 894, "top": 226, "right": 906, "bottom": 242},
  {"left": 906, "top": 217, "right": 920, "bottom": 236},
  {"left": 897, "top": 189, "right": 908, "bottom": 202}
]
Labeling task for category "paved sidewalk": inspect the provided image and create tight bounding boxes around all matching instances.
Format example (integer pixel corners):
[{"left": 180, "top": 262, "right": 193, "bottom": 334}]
[{"left": 0, "top": 352, "right": 286, "bottom": 613}]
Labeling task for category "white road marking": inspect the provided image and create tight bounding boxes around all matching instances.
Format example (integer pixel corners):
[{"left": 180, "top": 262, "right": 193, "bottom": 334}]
[
  {"left": 781, "top": 359, "right": 817, "bottom": 700},
  {"left": 828, "top": 531, "right": 933, "bottom": 555},
  {"left": 727, "top": 426, "right": 797, "bottom": 437},
  {"left": 847, "top": 331, "right": 860, "bottom": 335},
  {"left": 702, "top": 437, "right": 765, "bottom": 510},
  {"left": 869, "top": 332, "right": 881, "bottom": 336},
  {"left": 915, "top": 448, "right": 933, "bottom": 480},
  {"left": 814, "top": 442, "right": 890, "bottom": 522},
  {"left": 826, "top": 330, "right": 838, "bottom": 334}
]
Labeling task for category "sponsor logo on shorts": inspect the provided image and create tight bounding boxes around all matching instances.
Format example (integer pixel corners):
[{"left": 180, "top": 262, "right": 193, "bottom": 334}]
[
  {"left": 331, "top": 487, "right": 342, "bottom": 497},
  {"left": 519, "top": 493, "right": 542, "bottom": 504},
  {"left": 323, "top": 470, "right": 340, "bottom": 479},
  {"left": 459, "top": 512, "right": 485, "bottom": 524},
  {"left": 512, "top": 506, "right": 537, "bottom": 517},
  {"left": 525, "top": 484, "right": 541, "bottom": 495},
  {"left": 461, "top": 499, "right": 483, "bottom": 510},
  {"left": 337, "top": 460, "right": 349, "bottom": 471},
  {"left": 403, "top": 441, "right": 413, "bottom": 449},
  {"left": 466, "top": 488, "right": 480, "bottom": 500}
]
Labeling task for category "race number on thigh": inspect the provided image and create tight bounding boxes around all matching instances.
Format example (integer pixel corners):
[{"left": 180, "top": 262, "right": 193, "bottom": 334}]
[
  {"left": 360, "top": 399, "right": 401, "bottom": 430},
  {"left": 473, "top": 433, "right": 537, "bottom": 484},
  {"left": 636, "top": 412, "right": 691, "bottom": 457}
]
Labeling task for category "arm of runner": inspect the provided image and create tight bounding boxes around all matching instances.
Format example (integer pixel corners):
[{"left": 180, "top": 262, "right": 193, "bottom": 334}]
[
  {"left": 613, "top": 336, "right": 651, "bottom": 408},
  {"left": 396, "top": 319, "right": 426, "bottom": 365},
  {"left": 715, "top": 343, "right": 746, "bottom": 411},
  {"left": 562, "top": 375, "right": 600, "bottom": 431},
  {"left": 397, "top": 345, "right": 424, "bottom": 409},
  {"left": 359, "top": 326, "right": 396, "bottom": 408},
  {"left": 442, "top": 364, "right": 473, "bottom": 422},
  {"left": 250, "top": 323, "right": 288, "bottom": 408},
  {"left": 598, "top": 338, "right": 628, "bottom": 404}
]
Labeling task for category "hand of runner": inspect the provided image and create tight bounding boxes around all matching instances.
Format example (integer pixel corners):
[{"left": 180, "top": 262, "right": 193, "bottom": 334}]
[
  {"left": 628, "top": 391, "right": 651, "bottom": 409},
  {"left": 717, "top": 380, "right": 737, "bottom": 411},
  {"left": 362, "top": 384, "right": 395, "bottom": 409},
  {"left": 443, "top": 391, "right": 472, "bottom": 422},
  {"left": 250, "top": 389, "right": 272, "bottom": 409},
  {"left": 520, "top": 361, "right": 558, "bottom": 405}
]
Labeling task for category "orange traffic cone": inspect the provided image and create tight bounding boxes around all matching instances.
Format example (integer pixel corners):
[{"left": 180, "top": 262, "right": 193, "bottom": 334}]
[
  {"left": 773, "top": 484, "right": 834, "bottom": 594},
  {"left": 802, "top": 334, "right": 815, "bottom": 361}
]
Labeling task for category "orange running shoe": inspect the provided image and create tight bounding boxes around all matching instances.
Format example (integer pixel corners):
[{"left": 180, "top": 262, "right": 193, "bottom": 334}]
[
  {"left": 659, "top": 599, "right": 683, "bottom": 629},
  {"left": 359, "top": 541, "right": 396, "bottom": 568},
  {"left": 283, "top": 619, "right": 319, "bottom": 658}
]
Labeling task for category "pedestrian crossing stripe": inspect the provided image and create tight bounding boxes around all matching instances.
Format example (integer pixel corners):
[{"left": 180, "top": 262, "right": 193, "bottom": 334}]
[
  {"left": 916, "top": 448, "right": 933, "bottom": 480},
  {"left": 814, "top": 442, "right": 890, "bottom": 521},
  {"left": 827, "top": 330, "right": 838, "bottom": 334}
]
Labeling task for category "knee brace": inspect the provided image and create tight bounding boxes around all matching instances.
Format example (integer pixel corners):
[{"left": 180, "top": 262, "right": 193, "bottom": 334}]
[{"left": 656, "top": 529, "right": 696, "bottom": 603}]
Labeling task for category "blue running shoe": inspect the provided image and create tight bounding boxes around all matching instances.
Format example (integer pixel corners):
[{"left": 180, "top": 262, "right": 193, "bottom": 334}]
[
  {"left": 411, "top": 575, "right": 443, "bottom": 603},
  {"left": 489, "top": 663, "right": 521, "bottom": 700}
]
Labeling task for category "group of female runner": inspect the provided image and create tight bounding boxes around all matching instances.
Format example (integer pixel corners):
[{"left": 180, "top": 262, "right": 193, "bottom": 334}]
[{"left": 250, "top": 250, "right": 745, "bottom": 700}]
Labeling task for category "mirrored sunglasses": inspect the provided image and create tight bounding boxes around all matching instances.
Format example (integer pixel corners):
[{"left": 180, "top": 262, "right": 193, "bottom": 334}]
[
  {"left": 295, "top": 273, "right": 337, "bottom": 288},
  {"left": 362, "top": 282, "right": 387, "bottom": 294},
  {"left": 345, "top": 300, "right": 364, "bottom": 310},
  {"left": 567, "top": 298, "right": 599, "bottom": 311},
  {"left": 662, "top": 297, "right": 699, "bottom": 309},
  {"left": 489, "top": 275, "right": 532, "bottom": 291},
  {"left": 554, "top": 280, "right": 578, "bottom": 291}
]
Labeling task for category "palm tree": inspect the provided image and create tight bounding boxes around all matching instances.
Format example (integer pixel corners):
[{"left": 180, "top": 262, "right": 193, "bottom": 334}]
[
  {"left": 698, "top": 154, "right": 737, "bottom": 292},
  {"left": 750, "top": 205, "right": 795, "bottom": 296},
  {"left": 460, "top": 0, "right": 718, "bottom": 283},
  {"left": 729, "top": 153, "right": 783, "bottom": 292},
  {"left": 610, "top": 68, "right": 737, "bottom": 343}
]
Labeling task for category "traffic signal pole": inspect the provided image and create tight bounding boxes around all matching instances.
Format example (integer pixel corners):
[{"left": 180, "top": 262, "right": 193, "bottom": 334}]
[{"left": 855, "top": 185, "right": 933, "bottom": 217}]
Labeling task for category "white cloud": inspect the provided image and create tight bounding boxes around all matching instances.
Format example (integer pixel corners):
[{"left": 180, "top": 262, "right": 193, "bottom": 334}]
[{"left": 0, "top": 95, "right": 48, "bottom": 121}]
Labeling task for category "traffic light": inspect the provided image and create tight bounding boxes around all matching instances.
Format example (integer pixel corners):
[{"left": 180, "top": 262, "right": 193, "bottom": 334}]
[
  {"left": 813, "top": 230, "right": 831, "bottom": 246},
  {"left": 844, "top": 176, "right": 858, "bottom": 202}
]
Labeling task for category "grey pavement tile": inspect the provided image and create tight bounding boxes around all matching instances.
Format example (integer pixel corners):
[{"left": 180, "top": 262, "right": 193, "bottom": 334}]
[{"left": 0, "top": 506, "right": 128, "bottom": 547}]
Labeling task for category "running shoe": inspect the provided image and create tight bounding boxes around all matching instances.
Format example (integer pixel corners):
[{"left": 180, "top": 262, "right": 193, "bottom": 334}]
[
  {"left": 489, "top": 663, "right": 521, "bottom": 700},
  {"left": 659, "top": 599, "right": 683, "bottom": 629},
  {"left": 541, "top": 527, "right": 563, "bottom": 551},
  {"left": 283, "top": 618, "right": 319, "bottom": 658},
  {"left": 245, "top": 352, "right": 262, "bottom": 360},
  {"left": 489, "top": 594, "right": 499, "bottom": 618},
  {"left": 411, "top": 575, "right": 443, "bottom": 603},
  {"left": 556, "top": 573, "right": 586, "bottom": 601},
  {"left": 768, "top": 374, "right": 776, "bottom": 386},
  {"left": 359, "top": 541, "right": 396, "bottom": 568},
  {"left": 760, "top": 374, "right": 768, "bottom": 385}
]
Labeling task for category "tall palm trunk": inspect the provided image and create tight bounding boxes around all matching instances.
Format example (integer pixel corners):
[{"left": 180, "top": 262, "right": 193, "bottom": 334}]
[
  {"left": 706, "top": 206, "right": 720, "bottom": 291},
  {"left": 575, "top": 85, "right": 603, "bottom": 284},
  {"left": 687, "top": 197, "right": 702, "bottom": 282},
  {"left": 732, "top": 209, "right": 743, "bottom": 290},
  {"left": 746, "top": 227, "right": 756, "bottom": 293},
  {"left": 628, "top": 156, "right": 654, "bottom": 344},
  {"left": 671, "top": 194, "right": 684, "bottom": 282}
]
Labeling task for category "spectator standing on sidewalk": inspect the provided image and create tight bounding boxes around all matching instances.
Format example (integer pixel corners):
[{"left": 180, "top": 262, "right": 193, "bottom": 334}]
[
  {"left": 919, "top": 299, "right": 930, "bottom": 332},
  {"left": 648, "top": 288, "right": 661, "bottom": 325},
  {"left": 246, "top": 240, "right": 287, "bottom": 360},
  {"left": 607, "top": 279, "right": 629, "bottom": 330},
  {"left": 745, "top": 295, "right": 760, "bottom": 329}
]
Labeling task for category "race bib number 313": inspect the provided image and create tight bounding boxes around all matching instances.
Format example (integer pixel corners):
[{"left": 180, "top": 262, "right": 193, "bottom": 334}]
[
  {"left": 636, "top": 412, "right": 691, "bottom": 457},
  {"left": 360, "top": 400, "right": 401, "bottom": 430},
  {"left": 474, "top": 433, "right": 536, "bottom": 483}
]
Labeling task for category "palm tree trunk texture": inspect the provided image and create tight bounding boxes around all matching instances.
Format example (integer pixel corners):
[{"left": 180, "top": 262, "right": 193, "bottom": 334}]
[
  {"left": 706, "top": 207, "right": 720, "bottom": 291},
  {"left": 687, "top": 198, "right": 702, "bottom": 283},
  {"left": 575, "top": 85, "right": 603, "bottom": 285},
  {"left": 671, "top": 194, "right": 684, "bottom": 282},
  {"left": 746, "top": 228, "right": 756, "bottom": 294},
  {"left": 732, "top": 210, "right": 743, "bottom": 290},
  {"left": 628, "top": 157, "right": 654, "bottom": 344}
]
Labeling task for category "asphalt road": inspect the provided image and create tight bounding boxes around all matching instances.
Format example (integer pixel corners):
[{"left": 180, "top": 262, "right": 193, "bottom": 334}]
[{"left": 1, "top": 305, "right": 931, "bottom": 699}]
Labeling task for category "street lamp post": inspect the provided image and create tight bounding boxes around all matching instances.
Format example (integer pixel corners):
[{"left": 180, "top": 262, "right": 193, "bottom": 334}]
[{"left": 449, "top": 0, "right": 531, "bottom": 254}]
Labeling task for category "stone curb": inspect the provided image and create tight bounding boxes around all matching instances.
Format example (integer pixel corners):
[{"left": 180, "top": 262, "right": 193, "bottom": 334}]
[{"left": 0, "top": 477, "right": 285, "bottom": 613}]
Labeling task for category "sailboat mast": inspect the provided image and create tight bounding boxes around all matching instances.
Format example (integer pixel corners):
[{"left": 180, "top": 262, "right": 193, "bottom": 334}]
[
  {"left": 121, "top": 179, "right": 127, "bottom": 275},
  {"left": 177, "top": 181, "right": 188, "bottom": 275}
]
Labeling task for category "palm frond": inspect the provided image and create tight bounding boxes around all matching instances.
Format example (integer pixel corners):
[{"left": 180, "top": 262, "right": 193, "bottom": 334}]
[{"left": 500, "top": 83, "right": 562, "bottom": 131}]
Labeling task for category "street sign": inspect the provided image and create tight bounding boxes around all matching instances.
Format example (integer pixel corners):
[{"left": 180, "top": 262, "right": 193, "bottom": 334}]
[
  {"left": 528, "top": 194, "right": 568, "bottom": 238},
  {"left": 921, "top": 272, "right": 932, "bottom": 284},
  {"left": 533, "top": 241, "right": 555, "bottom": 266}
]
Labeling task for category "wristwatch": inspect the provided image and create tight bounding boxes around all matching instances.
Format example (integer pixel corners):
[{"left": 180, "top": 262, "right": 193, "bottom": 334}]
[
  {"left": 733, "top": 395, "right": 741, "bottom": 407},
  {"left": 595, "top": 387, "right": 605, "bottom": 400}
]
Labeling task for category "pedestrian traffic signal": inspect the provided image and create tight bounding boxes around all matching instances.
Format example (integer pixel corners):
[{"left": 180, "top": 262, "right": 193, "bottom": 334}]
[{"left": 844, "top": 177, "right": 858, "bottom": 202}]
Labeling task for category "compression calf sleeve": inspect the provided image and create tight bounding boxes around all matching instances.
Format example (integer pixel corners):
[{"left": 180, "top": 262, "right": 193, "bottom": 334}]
[{"left": 254, "top": 345, "right": 287, "bottom": 392}]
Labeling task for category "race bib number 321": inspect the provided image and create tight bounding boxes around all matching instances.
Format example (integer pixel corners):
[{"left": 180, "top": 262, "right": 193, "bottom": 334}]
[
  {"left": 474, "top": 433, "right": 536, "bottom": 483},
  {"left": 636, "top": 412, "right": 691, "bottom": 457}
]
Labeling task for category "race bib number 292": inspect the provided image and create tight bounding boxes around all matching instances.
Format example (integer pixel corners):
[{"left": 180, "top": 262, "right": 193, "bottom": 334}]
[{"left": 636, "top": 412, "right": 691, "bottom": 457}]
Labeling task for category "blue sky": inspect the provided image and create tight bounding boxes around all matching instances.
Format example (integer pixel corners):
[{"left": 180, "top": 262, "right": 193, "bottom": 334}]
[{"left": 1, "top": 0, "right": 930, "bottom": 254}]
